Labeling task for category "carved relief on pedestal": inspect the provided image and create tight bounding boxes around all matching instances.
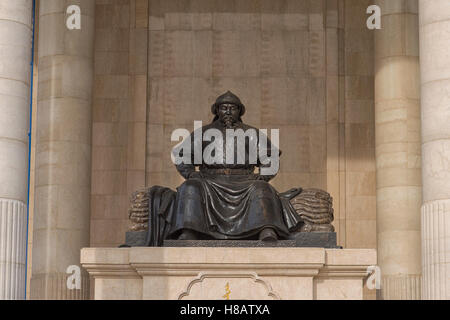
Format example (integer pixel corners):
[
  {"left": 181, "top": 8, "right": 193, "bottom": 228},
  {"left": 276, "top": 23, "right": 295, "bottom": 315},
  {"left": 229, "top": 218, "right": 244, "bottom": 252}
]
[{"left": 178, "top": 272, "right": 280, "bottom": 300}]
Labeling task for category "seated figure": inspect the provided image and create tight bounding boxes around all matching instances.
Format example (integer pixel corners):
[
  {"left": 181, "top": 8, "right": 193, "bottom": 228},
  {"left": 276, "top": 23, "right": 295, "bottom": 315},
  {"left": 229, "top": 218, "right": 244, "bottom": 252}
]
[{"left": 128, "top": 91, "right": 334, "bottom": 246}]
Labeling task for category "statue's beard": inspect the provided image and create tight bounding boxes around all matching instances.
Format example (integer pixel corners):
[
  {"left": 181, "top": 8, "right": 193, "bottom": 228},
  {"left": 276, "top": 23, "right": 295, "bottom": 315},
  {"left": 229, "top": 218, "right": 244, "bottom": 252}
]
[{"left": 221, "top": 116, "right": 237, "bottom": 129}]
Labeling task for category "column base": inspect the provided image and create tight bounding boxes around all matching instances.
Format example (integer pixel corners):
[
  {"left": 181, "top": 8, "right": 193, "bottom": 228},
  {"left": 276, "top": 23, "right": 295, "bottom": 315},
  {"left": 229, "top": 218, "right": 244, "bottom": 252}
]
[
  {"left": 421, "top": 199, "right": 450, "bottom": 299},
  {"left": 381, "top": 274, "right": 421, "bottom": 300},
  {"left": 30, "top": 272, "right": 90, "bottom": 300},
  {"left": 0, "top": 199, "right": 27, "bottom": 300}
]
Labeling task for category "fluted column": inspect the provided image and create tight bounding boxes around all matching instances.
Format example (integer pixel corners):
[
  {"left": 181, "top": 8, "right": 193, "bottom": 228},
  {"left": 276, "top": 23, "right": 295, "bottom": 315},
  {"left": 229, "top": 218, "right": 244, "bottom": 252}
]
[
  {"left": 0, "top": 0, "right": 32, "bottom": 300},
  {"left": 419, "top": 0, "right": 450, "bottom": 300},
  {"left": 30, "top": 0, "right": 95, "bottom": 299},
  {"left": 374, "top": 0, "right": 422, "bottom": 299}
]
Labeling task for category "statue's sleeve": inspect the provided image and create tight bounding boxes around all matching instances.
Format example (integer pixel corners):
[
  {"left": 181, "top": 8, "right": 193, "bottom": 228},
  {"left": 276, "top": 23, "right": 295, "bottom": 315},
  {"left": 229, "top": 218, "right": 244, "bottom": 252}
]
[
  {"left": 173, "top": 132, "right": 196, "bottom": 179},
  {"left": 257, "top": 130, "right": 281, "bottom": 181}
]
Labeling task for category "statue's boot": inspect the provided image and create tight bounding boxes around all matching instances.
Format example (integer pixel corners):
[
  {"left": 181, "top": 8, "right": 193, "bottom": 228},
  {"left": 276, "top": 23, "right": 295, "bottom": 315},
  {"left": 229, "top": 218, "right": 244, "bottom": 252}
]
[
  {"left": 178, "top": 229, "right": 199, "bottom": 240},
  {"left": 259, "top": 228, "right": 278, "bottom": 241}
]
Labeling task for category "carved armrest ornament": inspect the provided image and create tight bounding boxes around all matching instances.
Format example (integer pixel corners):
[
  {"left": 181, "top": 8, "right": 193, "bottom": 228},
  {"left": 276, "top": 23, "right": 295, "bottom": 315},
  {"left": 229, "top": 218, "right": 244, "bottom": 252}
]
[
  {"left": 128, "top": 189, "right": 150, "bottom": 232},
  {"left": 289, "top": 188, "right": 335, "bottom": 232}
]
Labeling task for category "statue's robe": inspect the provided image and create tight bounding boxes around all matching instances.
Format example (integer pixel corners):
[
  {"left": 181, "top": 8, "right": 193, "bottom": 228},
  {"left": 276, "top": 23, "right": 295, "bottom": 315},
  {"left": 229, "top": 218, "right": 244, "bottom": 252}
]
[{"left": 164, "top": 120, "right": 303, "bottom": 241}]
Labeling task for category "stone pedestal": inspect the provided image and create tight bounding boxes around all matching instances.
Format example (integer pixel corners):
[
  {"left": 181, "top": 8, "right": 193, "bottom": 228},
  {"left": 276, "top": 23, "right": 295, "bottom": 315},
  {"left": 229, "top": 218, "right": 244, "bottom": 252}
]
[
  {"left": 81, "top": 247, "right": 376, "bottom": 300},
  {"left": 124, "top": 231, "right": 340, "bottom": 248}
]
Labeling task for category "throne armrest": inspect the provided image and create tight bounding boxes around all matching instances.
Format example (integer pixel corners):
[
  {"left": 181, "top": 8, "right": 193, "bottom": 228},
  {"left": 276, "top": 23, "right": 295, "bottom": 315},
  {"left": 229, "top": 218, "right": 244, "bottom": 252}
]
[
  {"left": 128, "top": 189, "right": 149, "bottom": 232},
  {"left": 289, "top": 188, "right": 335, "bottom": 232}
]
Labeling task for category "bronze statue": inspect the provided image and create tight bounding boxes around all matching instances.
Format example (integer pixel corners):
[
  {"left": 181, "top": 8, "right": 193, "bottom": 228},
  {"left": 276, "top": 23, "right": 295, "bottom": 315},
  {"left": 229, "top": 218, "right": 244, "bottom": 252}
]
[{"left": 128, "top": 91, "right": 334, "bottom": 246}]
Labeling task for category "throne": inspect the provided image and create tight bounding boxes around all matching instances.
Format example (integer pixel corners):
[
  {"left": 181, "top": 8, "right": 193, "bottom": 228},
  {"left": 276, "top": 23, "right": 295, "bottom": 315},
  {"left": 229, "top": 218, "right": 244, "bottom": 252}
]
[{"left": 125, "top": 187, "right": 337, "bottom": 248}]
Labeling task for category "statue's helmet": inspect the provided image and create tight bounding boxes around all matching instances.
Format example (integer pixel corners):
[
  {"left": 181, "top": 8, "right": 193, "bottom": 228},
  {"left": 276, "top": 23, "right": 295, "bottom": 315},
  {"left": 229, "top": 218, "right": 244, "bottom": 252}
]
[{"left": 211, "top": 91, "right": 246, "bottom": 118}]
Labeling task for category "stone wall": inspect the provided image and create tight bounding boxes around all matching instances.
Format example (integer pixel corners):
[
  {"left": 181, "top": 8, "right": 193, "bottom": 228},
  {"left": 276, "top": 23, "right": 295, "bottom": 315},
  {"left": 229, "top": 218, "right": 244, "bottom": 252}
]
[
  {"left": 341, "top": 0, "right": 376, "bottom": 249},
  {"left": 146, "top": 0, "right": 328, "bottom": 196},
  {"left": 90, "top": 0, "right": 148, "bottom": 247}
]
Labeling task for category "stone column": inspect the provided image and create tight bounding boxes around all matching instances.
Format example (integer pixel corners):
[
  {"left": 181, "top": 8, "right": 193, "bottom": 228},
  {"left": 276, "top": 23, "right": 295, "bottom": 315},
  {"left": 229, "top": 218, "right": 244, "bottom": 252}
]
[
  {"left": 30, "top": 0, "right": 94, "bottom": 299},
  {"left": 374, "top": 0, "right": 422, "bottom": 299},
  {"left": 419, "top": 0, "right": 450, "bottom": 300},
  {"left": 0, "top": 0, "right": 32, "bottom": 300}
]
